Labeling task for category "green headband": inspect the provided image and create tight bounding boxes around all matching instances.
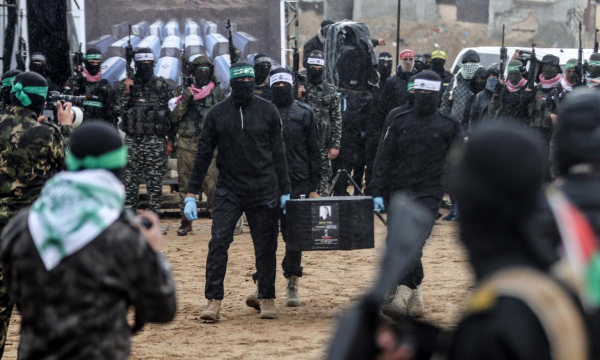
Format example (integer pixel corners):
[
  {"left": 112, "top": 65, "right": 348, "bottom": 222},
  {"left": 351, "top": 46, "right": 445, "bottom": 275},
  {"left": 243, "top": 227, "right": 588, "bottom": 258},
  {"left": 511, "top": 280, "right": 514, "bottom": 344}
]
[
  {"left": 407, "top": 82, "right": 414, "bottom": 91},
  {"left": 589, "top": 60, "right": 600, "bottom": 67},
  {"left": 507, "top": 66, "right": 521, "bottom": 73},
  {"left": 565, "top": 62, "right": 577, "bottom": 70},
  {"left": 230, "top": 65, "right": 255, "bottom": 79},
  {"left": 85, "top": 53, "right": 103, "bottom": 60},
  {"left": 66, "top": 145, "right": 128, "bottom": 171},
  {"left": 1, "top": 76, "right": 16, "bottom": 89},
  {"left": 10, "top": 82, "right": 48, "bottom": 106}
]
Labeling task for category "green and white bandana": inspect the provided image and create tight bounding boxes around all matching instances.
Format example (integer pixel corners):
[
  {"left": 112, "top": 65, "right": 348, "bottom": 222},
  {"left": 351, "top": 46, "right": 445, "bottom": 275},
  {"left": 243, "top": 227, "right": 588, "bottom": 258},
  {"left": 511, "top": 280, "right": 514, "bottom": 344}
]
[
  {"left": 1, "top": 76, "right": 16, "bottom": 89},
  {"left": 230, "top": 65, "right": 255, "bottom": 79},
  {"left": 85, "top": 53, "right": 103, "bottom": 61},
  {"left": 28, "top": 169, "right": 125, "bottom": 270},
  {"left": 10, "top": 82, "right": 48, "bottom": 106}
]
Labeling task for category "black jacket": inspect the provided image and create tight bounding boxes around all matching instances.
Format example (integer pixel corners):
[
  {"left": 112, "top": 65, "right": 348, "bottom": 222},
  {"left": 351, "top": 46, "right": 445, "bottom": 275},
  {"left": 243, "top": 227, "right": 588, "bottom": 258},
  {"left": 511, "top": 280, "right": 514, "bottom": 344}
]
[
  {"left": 468, "top": 89, "right": 493, "bottom": 132},
  {"left": 371, "top": 108, "right": 461, "bottom": 199},
  {"left": 277, "top": 100, "right": 321, "bottom": 192},
  {"left": 188, "top": 96, "right": 291, "bottom": 196},
  {"left": 302, "top": 33, "right": 381, "bottom": 66},
  {"left": 488, "top": 85, "right": 533, "bottom": 124},
  {"left": 377, "top": 71, "right": 414, "bottom": 123}
]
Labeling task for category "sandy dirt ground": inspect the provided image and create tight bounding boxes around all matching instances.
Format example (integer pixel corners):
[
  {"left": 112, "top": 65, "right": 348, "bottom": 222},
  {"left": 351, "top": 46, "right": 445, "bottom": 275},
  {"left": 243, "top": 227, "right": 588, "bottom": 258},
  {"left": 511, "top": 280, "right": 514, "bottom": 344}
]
[{"left": 4, "top": 207, "right": 473, "bottom": 359}]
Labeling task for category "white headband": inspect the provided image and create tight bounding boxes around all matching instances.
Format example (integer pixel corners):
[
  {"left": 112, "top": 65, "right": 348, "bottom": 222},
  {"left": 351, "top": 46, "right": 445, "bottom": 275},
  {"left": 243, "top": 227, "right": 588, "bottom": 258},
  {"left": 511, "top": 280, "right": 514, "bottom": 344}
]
[
  {"left": 307, "top": 57, "right": 325, "bottom": 66},
  {"left": 379, "top": 56, "right": 393, "bottom": 61},
  {"left": 134, "top": 53, "right": 155, "bottom": 61},
  {"left": 270, "top": 72, "right": 293, "bottom": 87},
  {"left": 413, "top": 79, "right": 441, "bottom": 92}
]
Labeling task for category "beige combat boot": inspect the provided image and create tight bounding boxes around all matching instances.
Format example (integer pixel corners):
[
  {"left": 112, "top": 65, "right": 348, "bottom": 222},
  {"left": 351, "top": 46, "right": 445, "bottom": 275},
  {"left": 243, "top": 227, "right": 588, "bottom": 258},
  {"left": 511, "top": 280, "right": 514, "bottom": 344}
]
[
  {"left": 259, "top": 299, "right": 278, "bottom": 319},
  {"left": 408, "top": 286, "right": 424, "bottom": 317},
  {"left": 200, "top": 299, "right": 221, "bottom": 322},
  {"left": 285, "top": 276, "right": 301, "bottom": 307},
  {"left": 381, "top": 285, "right": 413, "bottom": 318},
  {"left": 245, "top": 281, "right": 260, "bottom": 311}
]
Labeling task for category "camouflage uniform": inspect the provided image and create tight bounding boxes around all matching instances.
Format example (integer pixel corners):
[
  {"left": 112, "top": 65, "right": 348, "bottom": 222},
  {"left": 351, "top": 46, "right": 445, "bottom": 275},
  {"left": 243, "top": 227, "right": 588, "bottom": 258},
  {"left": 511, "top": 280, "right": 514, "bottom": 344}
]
[
  {"left": 0, "top": 209, "right": 176, "bottom": 359},
  {"left": 170, "top": 82, "right": 225, "bottom": 216},
  {"left": 302, "top": 81, "right": 342, "bottom": 194},
  {"left": 0, "top": 106, "right": 70, "bottom": 356},
  {"left": 116, "top": 76, "right": 173, "bottom": 213}
]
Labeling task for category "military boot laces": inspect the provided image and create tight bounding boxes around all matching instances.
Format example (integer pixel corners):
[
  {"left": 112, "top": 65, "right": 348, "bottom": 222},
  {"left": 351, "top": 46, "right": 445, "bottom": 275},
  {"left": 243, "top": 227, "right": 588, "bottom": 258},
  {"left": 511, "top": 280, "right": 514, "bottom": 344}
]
[
  {"left": 259, "top": 299, "right": 278, "bottom": 319},
  {"left": 200, "top": 299, "right": 221, "bottom": 322},
  {"left": 177, "top": 216, "right": 193, "bottom": 236},
  {"left": 285, "top": 276, "right": 301, "bottom": 307},
  {"left": 246, "top": 280, "right": 260, "bottom": 311}
]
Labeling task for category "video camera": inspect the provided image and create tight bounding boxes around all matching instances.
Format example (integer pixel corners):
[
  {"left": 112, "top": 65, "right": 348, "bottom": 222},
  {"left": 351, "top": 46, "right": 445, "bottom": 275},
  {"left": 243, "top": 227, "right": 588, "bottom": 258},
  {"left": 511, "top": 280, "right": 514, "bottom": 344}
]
[{"left": 42, "top": 91, "right": 85, "bottom": 128}]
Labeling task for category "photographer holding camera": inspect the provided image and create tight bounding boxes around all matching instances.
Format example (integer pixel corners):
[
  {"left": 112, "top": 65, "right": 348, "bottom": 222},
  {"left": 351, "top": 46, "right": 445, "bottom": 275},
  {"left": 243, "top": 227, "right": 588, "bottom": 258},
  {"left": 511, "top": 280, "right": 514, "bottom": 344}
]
[
  {"left": 63, "top": 48, "right": 118, "bottom": 126},
  {"left": 0, "top": 71, "right": 73, "bottom": 358},
  {"left": 0, "top": 122, "right": 177, "bottom": 359}
]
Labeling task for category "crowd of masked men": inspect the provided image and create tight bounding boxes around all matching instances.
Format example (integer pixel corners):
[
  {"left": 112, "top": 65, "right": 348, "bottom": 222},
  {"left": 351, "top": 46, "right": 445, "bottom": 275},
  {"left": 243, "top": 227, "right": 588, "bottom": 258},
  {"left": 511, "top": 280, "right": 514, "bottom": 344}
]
[{"left": 0, "top": 17, "right": 599, "bottom": 360}]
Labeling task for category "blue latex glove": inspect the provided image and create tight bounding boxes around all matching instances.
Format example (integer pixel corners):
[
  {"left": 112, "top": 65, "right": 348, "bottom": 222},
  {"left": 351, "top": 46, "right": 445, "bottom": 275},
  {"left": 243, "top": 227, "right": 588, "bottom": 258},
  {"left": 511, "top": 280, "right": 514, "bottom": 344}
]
[
  {"left": 360, "top": 131, "right": 366, "bottom": 138},
  {"left": 280, "top": 194, "right": 291, "bottom": 213},
  {"left": 373, "top": 197, "right": 385, "bottom": 213},
  {"left": 184, "top": 196, "right": 198, "bottom": 220}
]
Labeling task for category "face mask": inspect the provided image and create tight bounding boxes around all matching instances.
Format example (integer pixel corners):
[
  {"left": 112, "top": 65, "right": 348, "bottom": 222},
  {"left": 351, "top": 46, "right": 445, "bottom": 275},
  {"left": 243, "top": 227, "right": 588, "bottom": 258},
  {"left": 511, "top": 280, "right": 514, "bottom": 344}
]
[
  {"left": 307, "top": 67, "right": 324, "bottom": 85},
  {"left": 254, "top": 63, "right": 271, "bottom": 85},
  {"left": 414, "top": 61, "right": 426, "bottom": 74},
  {"left": 399, "top": 59, "right": 414, "bottom": 73},
  {"left": 136, "top": 62, "right": 154, "bottom": 83},
  {"left": 542, "top": 66, "right": 558, "bottom": 79},
  {"left": 508, "top": 73, "right": 523, "bottom": 85},
  {"left": 461, "top": 62, "right": 481, "bottom": 80},
  {"left": 413, "top": 91, "right": 438, "bottom": 116},
  {"left": 271, "top": 84, "right": 294, "bottom": 107},
  {"left": 378, "top": 62, "right": 392, "bottom": 81},
  {"left": 431, "top": 59, "right": 445, "bottom": 73},
  {"left": 30, "top": 62, "right": 45, "bottom": 75},
  {"left": 566, "top": 70, "right": 579, "bottom": 84},
  {"left": 589, "top": 66, "right": 600, "bottom": 78},
  {"left": 230, "top": 79, "right": 255, "bottom": 106},
  {"left": 486, "top": 77, "right": 499, "bottom": 92},
  {"left": 194, "top": 67, "right": 211, "bottom": 87},
  {"left": 471, "top": 78, "right": 486, "bottom": 94},
  {"left": 85, "top": 62, "right": 101, "bottom": 76}
]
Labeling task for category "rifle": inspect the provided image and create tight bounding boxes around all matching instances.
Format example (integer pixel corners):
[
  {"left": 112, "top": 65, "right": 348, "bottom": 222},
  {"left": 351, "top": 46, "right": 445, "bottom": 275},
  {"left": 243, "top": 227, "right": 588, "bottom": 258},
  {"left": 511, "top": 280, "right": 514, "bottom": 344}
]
[
  {"left": 15, "top": 9, "right": 27, "bottom": 71},
  {"left": 578, "top": 21, "right": 585, "bottom": 85},
  {"left": 226, "top": 19, "right": 238, "bottom": 65},
  {"left": 125, "top": 25, "right": 135, "bottom": 95},
  {"left": 292, "top": 4, "right": 303, "bottom": 99},
  {"left": 73, "top": 42, "right": 84, "bottom": 93},
  {"left": 499, "top": 24, "right": 507, "bottom": 81},
  {"left": 526, "top": 43, "right": 536, "bottom": 90},
  {"left": 594, "top": 28, "right": 599, "bottom": 53},
  {"left": 181, "top": 47, "right": 192, "bottom": 87}
]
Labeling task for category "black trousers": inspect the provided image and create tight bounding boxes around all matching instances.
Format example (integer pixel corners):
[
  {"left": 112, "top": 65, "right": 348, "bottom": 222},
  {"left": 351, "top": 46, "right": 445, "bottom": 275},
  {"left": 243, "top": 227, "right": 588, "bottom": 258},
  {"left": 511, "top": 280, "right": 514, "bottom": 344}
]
[
  {"left": 351, "top": 134, "right": 367, "bottom": 190},
  {"left": 532, "top": 126, "right": 553, "bottom": 183},
  {"left": 364, "top": 133, "right": 380, "bottom": 196},
  {"left": 205, "top": 187, "right": 280, "bottom": 300},
  {"left": 387, "top": 192, "right": 440, "bottom": 289},
  {"left": 281, "top": 181, "right": 311, "bottom": 278},
  {"left": 332, "top": 128, "right": 360, "bottom": 195}
]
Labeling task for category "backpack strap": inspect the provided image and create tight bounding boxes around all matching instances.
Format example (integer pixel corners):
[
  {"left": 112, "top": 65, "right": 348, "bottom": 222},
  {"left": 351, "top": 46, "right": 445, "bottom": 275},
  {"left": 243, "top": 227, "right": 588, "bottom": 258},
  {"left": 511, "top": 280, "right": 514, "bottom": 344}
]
[{"left": 467, "top": 267, "right": 588, "bottom": 360}]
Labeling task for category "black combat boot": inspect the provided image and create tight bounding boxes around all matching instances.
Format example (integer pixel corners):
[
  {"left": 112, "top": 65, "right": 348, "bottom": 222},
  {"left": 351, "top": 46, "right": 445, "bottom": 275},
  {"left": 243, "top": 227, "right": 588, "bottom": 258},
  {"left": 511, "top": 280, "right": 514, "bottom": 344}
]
[{"left": 177, "top": 216, "right": 193, "bottom": 236}]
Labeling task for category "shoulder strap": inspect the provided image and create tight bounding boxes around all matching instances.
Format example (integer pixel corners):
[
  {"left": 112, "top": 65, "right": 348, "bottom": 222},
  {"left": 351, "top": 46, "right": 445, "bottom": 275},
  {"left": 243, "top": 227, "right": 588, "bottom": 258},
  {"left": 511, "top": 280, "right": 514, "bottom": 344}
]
[{"left": 469, "top": 267, "right": 588, "bottom": 360}]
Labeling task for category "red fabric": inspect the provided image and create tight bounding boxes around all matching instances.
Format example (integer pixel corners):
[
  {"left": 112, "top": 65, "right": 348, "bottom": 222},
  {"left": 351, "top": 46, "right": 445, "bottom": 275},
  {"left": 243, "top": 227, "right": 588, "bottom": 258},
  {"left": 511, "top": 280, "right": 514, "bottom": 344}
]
[
  {"left": 400, "top": 50, "right": 414, "bottom": 59},
  {"left": 506, "top": 78, "right": 527, "bottom": 93},
  {"left": 82, "top": 67, "right": 102, "bottom": 83},
  {"left": 538, "top": 73, "right": 561, "bottom": 89}
]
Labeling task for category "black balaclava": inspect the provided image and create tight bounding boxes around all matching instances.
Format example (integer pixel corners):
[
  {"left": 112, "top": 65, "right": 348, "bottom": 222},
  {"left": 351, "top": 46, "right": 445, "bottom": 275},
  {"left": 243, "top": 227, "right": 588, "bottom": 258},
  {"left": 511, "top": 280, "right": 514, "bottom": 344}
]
[
  {"left": 431, "top": 59, "right": 445, "bottom": 74},
  {"left": 414, "top": 54, "right": 426, "bottom": 73},
  {"left": 407, "top": 74, "right": 417, "bottom": 106},
  {"left": 10, "top": 72, "right": 48, "bottom": 115},
  {"left": 30, "top": 52, "right": 47, "bottom": 76},
  {"left": 412, "top": 70, "right": 441, "bottom": 116},
  {"left": 378, "top": 52, "right": 393, "bottom": 83},
  {"left": 541, "top": 54, "right": 561, "bottom": 79},
  {"left": 1, "top": 69, "right": 22, "bottom": 107},
  {"left": 270, "top": 68, "right": 294, "bottom": 108},
  {"left": 134, "top": 48, "right": 155, "bottom": 84},
  {"left": 588, "top": 53, "right": 600, "bottom": 78},
  {"left": 470, "top": 67, "right": 487, "bottom": 94},
  {"left": 306, "top": 50, "right": 325, "bottom": 86},
  {"left": 423, "top": 53, "right": 432, "bottom": 70},
  {"left": 188, "top": 55, "right": 214, "bottom": 87},
  {"left": 84, "top": 48, "right": 102, "bottom": 76},
  {"left": 69, "top": 121, "right": 126, "bottom": 180},
  {"left": 253, "top": 53, "right": 272, "bottom": 85},
  {"left": 554, "top": 88, "right": 600, "bottom": 175},
  {"left": 229, "top": 61, "right": 256, "bottom": 107},
  {"left": 452, "top": 124, "right": 546, "bottom": 280}
]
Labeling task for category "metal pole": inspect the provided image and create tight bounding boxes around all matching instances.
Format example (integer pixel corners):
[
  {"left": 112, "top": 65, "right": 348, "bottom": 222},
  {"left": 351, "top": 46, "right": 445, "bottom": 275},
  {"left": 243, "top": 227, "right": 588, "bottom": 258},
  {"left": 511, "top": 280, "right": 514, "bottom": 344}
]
[{"left": 396, "top": 0, "right": 401, "bottom": 67}]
